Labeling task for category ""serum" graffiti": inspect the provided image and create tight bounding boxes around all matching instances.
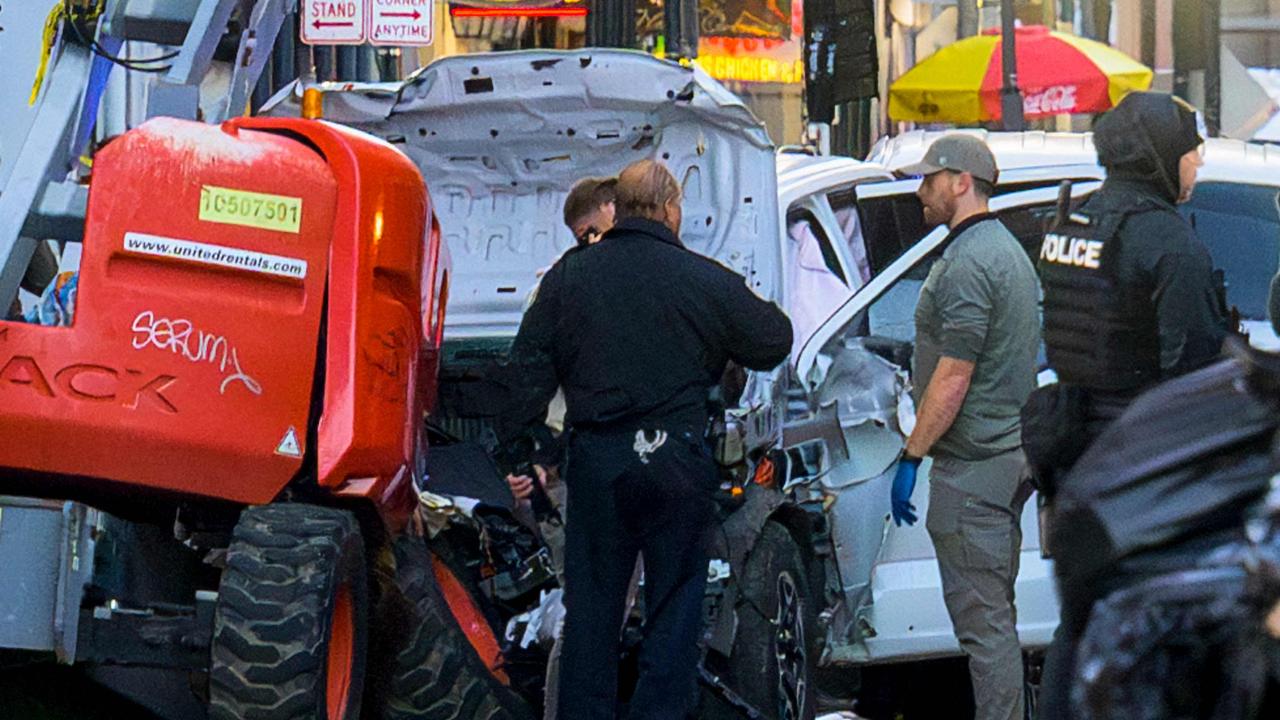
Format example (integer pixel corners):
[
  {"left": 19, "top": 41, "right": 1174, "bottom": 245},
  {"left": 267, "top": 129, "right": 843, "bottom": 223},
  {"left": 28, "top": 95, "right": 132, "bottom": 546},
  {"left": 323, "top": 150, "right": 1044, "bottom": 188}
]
[{"left": 130, "top": 310, "right": 262, "bottom": 396}]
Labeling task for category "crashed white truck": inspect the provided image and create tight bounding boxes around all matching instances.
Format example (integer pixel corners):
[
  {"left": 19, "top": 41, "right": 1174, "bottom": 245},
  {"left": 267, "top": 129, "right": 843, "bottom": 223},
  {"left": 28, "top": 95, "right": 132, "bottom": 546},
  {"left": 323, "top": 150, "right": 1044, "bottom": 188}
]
[{"left": 266, "top": 50, "right": 1059, "bottom": 718}]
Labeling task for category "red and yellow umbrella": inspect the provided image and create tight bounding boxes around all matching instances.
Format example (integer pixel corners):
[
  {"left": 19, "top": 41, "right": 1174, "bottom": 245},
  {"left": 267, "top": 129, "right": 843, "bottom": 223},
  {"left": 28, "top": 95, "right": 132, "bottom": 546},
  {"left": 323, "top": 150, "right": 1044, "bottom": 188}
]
[{"left": 889, "top": 25, "right": 1153, "bottom": 124}]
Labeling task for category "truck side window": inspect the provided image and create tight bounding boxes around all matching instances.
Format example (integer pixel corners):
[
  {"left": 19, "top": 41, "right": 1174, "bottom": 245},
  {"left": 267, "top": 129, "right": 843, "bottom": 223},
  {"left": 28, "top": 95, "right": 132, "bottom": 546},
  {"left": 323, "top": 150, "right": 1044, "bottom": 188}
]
[
  {"left": 826, "top": 188, "right": 872, "bottom": 289},
  {"left": 1181, "top": 182, "right": 1280, "bottom": 320},
  {"left": 996, "top": 202, "right": 1061, "bottom": 263},
  {"left": 865, "top": 200, "right": 1058, "bottom": 347},
  {"left": 854, "top": 193, "right": 927, "bottom": 276}
]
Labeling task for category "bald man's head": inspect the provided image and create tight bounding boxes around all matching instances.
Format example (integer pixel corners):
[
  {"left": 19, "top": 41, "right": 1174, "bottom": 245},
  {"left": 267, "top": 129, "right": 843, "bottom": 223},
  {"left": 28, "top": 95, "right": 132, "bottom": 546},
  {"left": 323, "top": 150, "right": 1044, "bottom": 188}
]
[{"left": 615, "top": 160, "right": 683, "bottom": 235}]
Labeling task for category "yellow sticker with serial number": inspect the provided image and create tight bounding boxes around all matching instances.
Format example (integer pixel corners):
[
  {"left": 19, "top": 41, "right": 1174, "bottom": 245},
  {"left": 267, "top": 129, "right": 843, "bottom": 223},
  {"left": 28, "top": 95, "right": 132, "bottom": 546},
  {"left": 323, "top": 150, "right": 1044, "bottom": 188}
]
[{"left": 199, "top": 185, "right": 302, "bottom": 234}]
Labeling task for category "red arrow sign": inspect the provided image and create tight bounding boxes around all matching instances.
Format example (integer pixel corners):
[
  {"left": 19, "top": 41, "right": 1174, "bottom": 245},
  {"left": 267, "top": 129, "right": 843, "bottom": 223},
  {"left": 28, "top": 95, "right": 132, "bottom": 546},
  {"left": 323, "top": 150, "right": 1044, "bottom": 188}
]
[
  {"left": 370, "top": 0, "right": 434, "bottom": 46},
  {"left": 301, "top": 1, "right": 366, "bottom": 44}
]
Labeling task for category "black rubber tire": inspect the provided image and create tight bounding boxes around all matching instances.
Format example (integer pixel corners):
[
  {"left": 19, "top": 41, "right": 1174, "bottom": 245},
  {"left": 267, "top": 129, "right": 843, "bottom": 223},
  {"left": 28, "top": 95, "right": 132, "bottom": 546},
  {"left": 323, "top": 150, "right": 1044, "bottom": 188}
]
[
  {"left": 209, "top": 504, "right": 368, "bottom": 720},
  {"left": 366, "top": 534, "right": 532, "bottom": 720},
  {"left": 703, "top": 521, "right": 818, "bottom": 720}
]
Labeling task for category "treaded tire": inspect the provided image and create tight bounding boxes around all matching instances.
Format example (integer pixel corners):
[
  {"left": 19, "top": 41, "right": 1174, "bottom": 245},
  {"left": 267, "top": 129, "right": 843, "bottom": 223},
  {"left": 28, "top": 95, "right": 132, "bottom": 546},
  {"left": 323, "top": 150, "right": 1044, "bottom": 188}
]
[
  {"left": 703, "top": 521, "right": 818, "bottom": 720},
  {"left": 209, "top": 504, "right": 368, "bottom": 720},
  {"left": 366, "top": 534, "right": 532, "bottom": 720}
]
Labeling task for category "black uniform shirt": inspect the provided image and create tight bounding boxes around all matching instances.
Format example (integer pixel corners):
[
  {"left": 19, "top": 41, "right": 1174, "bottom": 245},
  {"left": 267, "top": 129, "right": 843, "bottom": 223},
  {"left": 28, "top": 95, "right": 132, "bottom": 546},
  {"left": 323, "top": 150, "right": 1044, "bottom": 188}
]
[
  {"left": 496, "top": 217, "right": 792, "bottom": 450},
  {"left": 1089, "top": 179, "right": 1228, "bottom": 379}
]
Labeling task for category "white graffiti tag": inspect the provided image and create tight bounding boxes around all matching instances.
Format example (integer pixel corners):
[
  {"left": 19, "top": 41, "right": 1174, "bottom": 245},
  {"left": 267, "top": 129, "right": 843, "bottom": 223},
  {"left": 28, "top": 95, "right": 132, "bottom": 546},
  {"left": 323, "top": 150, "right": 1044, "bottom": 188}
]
[{"left": 130, "top": 311, "right": 263, "bottom": 396}]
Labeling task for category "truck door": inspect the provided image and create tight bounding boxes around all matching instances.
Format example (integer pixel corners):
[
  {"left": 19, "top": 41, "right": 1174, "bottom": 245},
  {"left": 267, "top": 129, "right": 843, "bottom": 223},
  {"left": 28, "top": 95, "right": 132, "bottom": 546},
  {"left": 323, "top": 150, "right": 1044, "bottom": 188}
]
[{"left": 788, "top": 182, "right": 1099, "bottom": 660}]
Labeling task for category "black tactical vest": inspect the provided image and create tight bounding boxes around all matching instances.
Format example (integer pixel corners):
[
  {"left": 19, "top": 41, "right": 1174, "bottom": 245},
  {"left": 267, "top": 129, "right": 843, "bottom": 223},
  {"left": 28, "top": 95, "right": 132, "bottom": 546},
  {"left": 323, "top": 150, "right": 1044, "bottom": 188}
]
[{"left": 1039, "top": 203, "right": 1162, "bottom": 392}]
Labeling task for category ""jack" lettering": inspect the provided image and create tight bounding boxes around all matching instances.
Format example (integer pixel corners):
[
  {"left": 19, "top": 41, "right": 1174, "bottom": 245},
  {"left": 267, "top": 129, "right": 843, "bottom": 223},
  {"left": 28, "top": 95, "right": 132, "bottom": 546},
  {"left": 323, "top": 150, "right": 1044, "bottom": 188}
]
[{"left": 0, "top": 355, "right": 178, "bottom": 413}]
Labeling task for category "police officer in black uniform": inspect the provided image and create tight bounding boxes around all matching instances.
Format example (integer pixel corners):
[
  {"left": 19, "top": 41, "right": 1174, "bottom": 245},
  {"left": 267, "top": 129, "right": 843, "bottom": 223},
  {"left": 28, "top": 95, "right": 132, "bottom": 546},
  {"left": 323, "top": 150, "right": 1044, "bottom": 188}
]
[
  {"left": 1037, "top": 91, "right": 1227, "bottom": 453},
  {"left": 1034, "top": 91, "right": 1230, "bottom": 720},
  {"left": 496, "top": 159, "right": 792, "bottom": 720}
]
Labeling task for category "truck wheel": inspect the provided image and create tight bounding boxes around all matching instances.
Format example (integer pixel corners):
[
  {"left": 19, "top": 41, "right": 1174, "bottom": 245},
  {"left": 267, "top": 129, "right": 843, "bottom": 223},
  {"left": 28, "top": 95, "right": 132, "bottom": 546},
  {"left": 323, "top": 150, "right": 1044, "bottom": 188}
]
[
  {"left": 366, "top": 534, "right": 531, "bottom": 720},
  {"left": 704, "top": 522, "right": 817, "bottom": 720},
  {"left": 209, "top": 504, "right": 368, "bottom": 720}
]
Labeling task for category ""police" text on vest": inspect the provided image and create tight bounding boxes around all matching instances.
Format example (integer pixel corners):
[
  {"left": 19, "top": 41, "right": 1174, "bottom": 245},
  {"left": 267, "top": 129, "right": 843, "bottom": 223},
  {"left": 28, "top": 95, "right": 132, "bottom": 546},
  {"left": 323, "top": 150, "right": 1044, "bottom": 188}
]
[{"left": 1040, "top": 233, "right": 1103, "bottom": 269}]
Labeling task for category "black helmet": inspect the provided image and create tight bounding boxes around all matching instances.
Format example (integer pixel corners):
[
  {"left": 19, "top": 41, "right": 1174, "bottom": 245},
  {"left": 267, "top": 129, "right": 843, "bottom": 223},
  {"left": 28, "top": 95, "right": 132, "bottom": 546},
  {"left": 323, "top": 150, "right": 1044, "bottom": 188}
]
[{"left": 1094, "top": 92, "right": 1203, "bottom": 203}]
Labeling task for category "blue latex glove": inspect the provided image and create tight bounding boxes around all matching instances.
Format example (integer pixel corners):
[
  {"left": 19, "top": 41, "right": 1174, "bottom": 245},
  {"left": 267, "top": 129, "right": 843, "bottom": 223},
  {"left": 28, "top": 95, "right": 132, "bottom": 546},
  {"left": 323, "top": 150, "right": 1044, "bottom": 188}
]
[{"left": 891, "top": 456, "right": 921, "bottom": 526}]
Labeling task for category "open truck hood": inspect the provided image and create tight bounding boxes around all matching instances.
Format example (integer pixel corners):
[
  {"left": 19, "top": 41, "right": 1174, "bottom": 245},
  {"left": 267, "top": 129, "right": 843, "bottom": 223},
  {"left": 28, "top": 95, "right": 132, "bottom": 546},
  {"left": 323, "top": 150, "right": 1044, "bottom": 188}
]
[{"left": 262, "top": 50, "right": 778, "bottom": 340}]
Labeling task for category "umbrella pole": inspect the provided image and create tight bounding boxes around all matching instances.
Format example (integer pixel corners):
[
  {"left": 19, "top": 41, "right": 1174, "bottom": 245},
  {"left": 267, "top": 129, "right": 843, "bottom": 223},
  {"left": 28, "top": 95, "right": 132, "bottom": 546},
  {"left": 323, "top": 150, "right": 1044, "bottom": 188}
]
[
  {"left": 1001, "top": 0, "right": 1026, "bottom": 130},
  {"left": 1204, "top": 0, "right": 1221, "bottom": 136}
]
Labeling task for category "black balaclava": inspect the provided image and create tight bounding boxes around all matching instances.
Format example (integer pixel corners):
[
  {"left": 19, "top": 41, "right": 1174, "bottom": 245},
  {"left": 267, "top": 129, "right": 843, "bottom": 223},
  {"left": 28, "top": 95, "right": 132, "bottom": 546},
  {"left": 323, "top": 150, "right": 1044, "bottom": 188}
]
[{"left": 1094, "top": 92, "right": 1203, "bottom": 203}]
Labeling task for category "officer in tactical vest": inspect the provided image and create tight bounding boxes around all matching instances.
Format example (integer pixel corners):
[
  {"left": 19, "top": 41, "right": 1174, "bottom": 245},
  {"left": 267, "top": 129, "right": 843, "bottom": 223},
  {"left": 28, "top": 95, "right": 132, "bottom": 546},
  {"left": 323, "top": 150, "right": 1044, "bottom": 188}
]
[
  {"left": 1035, "top": 91, "right": 1230, "bottom": 720},
  {"left": 1036, "top": 92, "right": 1227, "bottom": 458}
]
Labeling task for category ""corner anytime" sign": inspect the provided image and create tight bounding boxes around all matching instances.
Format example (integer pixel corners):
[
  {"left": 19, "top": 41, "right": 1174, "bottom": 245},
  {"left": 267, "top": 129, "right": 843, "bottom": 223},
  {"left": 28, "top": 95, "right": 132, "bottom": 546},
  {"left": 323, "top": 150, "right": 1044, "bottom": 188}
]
[{"left": 370, "top": 0, "right": 435, "bottom": 46}]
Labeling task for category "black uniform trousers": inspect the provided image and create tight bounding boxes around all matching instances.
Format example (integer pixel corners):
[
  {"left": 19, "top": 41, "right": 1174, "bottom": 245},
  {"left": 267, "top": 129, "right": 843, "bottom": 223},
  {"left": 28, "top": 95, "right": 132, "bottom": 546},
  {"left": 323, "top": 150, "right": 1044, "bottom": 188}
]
[
  {"left": 556, "top": 427, "right": 717, "bottom": 720},
  {"left": 1038, "top": 392, "right": 1131, "bottom": 720}
]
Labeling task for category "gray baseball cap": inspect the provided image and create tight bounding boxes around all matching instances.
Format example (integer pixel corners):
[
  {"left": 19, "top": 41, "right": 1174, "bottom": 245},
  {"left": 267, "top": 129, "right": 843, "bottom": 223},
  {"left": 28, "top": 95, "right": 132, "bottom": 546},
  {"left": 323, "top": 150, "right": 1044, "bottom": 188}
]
[{"left": 899, "top": 135, "right": 999, "bottom": 185}]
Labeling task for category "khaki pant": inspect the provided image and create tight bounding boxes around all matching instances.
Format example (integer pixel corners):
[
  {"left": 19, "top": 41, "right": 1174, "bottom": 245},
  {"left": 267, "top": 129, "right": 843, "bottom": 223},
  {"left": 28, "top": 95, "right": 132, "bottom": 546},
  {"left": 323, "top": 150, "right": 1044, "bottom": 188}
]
[{"left": 927, "top": 449, "right": 1032, "bottom": 720}]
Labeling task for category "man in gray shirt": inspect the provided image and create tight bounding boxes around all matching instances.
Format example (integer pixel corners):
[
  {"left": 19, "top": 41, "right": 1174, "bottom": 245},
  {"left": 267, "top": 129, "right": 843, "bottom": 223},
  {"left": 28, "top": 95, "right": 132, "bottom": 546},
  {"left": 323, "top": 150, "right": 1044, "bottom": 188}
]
[{"left": 890, "top": 135, "right": 1041, "bottom": 720}]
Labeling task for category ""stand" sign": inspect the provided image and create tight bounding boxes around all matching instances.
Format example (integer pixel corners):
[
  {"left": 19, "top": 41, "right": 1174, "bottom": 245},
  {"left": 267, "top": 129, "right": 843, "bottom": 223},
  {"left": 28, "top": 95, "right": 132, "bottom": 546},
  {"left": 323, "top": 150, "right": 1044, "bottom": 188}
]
[{"left": 301, "top": 1, "right": 368, "bottom": 44}]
